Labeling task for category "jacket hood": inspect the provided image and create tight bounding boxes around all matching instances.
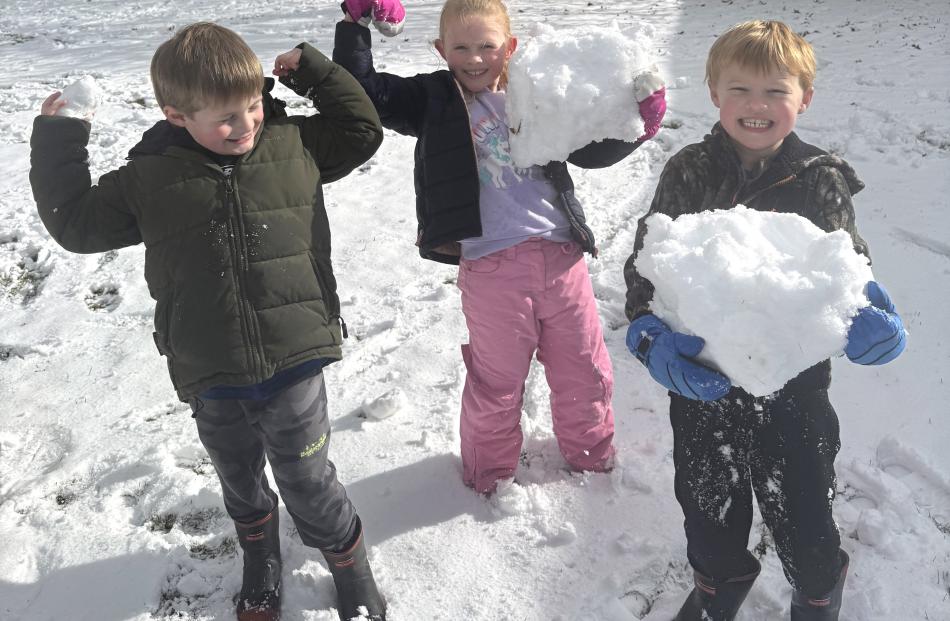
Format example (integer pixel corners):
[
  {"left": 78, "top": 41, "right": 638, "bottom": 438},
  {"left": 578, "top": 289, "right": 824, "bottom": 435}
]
[{"left": 127, "top": 77, "right": 288, "bottom": 160}]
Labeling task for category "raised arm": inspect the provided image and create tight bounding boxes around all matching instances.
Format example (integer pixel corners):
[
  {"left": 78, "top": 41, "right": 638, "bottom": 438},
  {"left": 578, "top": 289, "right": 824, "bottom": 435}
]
[
  {"left": 274, "top": 43, "right": 383, "bottom": 183},
  {"left": 30, "top": 100, "right": 141, "bottom": 254},
  {"left": 332, "top": 20, "right": 430, "bottom": 137}
]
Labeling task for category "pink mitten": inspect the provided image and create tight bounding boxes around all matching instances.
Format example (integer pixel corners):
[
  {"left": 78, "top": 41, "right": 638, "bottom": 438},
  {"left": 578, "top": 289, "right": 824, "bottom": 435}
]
[
  {"left": 343, "top": 0, "right": 406, "bottom": 37},
  {"left": 633, "top": 70, "right": 666, "bottom": 141}
]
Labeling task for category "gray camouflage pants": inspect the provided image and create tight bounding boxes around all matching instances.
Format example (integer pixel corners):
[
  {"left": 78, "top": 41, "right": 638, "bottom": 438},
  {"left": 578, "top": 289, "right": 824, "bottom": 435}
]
[{"left": 190, "top": 373, "right": 357, "bottom": 550}]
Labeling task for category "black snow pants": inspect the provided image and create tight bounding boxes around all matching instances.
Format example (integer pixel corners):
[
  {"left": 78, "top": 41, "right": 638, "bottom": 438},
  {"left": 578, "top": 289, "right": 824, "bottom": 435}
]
[
  {"left": 190, "top": 372, "right": 357, "bottom": 550},
  {"left": 669, "top": 363, "right": 844, "bottom": 598}
]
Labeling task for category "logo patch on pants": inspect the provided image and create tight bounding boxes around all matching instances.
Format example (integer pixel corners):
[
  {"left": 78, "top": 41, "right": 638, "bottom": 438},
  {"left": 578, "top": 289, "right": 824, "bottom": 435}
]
[{"left": 299, "top": 433, "right": 327, "bottom": 459}]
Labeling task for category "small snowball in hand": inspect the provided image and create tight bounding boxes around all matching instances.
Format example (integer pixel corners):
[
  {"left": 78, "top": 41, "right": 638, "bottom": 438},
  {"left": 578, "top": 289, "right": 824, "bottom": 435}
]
[{"left": 55, "top": 76, "right": 101, "bottom": 119}]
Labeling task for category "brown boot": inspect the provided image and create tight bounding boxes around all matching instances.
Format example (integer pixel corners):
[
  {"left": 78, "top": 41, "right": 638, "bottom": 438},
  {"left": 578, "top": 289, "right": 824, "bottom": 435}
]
[
  {"left": 234, "top": 509, "right": 282, "bottom": 621},
  {"left": 321, "top": 516, "right": 386, "bottom": 621}
]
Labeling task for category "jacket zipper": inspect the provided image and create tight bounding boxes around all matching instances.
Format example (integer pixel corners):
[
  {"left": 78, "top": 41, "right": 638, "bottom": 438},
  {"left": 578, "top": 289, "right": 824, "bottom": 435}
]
[
  {"left": 734, "top": 174, "right": 797, "bottom": 207},
  {"left": 546, "top": 163, "right": 596, "bottom": 256},
  {"left": 455, "top": 80, "right": 483, "bottom": 211},
  {"left": 223, "top": 171, "right": 264, "bottom": 377}
]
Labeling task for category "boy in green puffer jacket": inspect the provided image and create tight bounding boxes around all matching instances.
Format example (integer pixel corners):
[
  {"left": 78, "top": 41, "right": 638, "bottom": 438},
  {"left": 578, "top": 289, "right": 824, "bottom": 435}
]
[{"left": 30, "top": 22, "right": 385, "bottom": 621}]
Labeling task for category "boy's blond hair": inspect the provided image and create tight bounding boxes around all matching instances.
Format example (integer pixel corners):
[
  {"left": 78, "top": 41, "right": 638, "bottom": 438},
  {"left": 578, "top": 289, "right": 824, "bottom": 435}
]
[
  {"left": 706, "top": 20, "right": 816, "bottom": 91},
  {"left": 438, "top": 0, "right": 514, "bottom": 88},
  {"left": 150, "top": 22, "right": 264, "bottom": 114}
]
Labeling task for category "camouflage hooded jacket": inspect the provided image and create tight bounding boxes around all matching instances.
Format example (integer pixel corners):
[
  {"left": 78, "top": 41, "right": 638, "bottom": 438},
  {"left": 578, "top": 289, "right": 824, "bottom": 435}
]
[{"left": 624, "top": 123, "right": 869, "bottom": 321}]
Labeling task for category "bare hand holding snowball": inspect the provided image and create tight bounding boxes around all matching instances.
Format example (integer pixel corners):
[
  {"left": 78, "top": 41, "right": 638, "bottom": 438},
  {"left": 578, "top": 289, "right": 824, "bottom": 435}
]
[{"left": 40, "top": 75, "right": 100, "bottom": 120}]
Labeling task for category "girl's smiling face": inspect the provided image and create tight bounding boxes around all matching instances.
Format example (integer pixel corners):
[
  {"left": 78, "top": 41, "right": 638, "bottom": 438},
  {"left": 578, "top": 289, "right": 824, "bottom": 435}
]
[
  {"left": 710, "top": 62, "right": 814, "bottom": 168},
  {"left": 435, "top": 14, "right": 517, "bottom": 93}
]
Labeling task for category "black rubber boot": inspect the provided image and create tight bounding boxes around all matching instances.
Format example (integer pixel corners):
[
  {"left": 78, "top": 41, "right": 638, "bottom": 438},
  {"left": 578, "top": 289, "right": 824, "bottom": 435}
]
[
  {"left": 674, "top": 557, "right": 761, "bottom": 621},
  {"left": 234, "top": 508, "right": 282, "bottom": 621},
  {"left": 322, "top": 516, "right": 386, "bottom": 621},
  {"left": 791, "top": 550, "right": 849, "bottom": 620}
]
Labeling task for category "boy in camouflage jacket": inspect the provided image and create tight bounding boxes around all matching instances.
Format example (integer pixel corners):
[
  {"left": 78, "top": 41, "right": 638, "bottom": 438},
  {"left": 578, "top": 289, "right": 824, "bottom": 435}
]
[
  {"left": 30, "top": 22, "right": 386, "bottom": 621},
  {"left": 622, "top": 20, "right": 906, "bottom": 621}
]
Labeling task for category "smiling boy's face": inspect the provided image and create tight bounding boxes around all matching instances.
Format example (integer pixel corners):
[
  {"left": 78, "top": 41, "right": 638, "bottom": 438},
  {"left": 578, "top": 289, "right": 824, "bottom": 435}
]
[
  {"left": 164, "top": 95, "right": 264, "bottom": 156},
  {"left": 710, "top": 62, "right": 814, "bottom": 169}
]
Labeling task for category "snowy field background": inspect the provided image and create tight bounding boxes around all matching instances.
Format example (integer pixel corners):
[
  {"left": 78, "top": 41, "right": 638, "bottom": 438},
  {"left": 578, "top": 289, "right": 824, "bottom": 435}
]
[{"left": 1, "top": 0, "right": 948, "bottom": 619}]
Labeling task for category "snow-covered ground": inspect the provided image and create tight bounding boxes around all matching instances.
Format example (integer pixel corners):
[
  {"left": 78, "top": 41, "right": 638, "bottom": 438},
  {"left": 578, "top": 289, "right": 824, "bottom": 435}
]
[{"left": 1, "top": 1, "right": 948, "bottom": 619}]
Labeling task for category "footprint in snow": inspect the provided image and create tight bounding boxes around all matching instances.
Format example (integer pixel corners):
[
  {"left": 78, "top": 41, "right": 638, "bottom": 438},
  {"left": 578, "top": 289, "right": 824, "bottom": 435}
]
[
  {"left": 142, "top": 401, "right": 187, "bottom": 423},
  {"left": 173, "top": 445, "right": 216, "bottom": 476},
  {"left": 0, "top": 343, "right": 36, "bottom": 361},
  {"left": 836, "top": 436, "right": 950, "bottom": 557},
  {"left": 0, "top": 423, "right": 73, "bottom": 504},
  {"left": 358, "top": 318, "right": 396, "bottom": 340},
  {"left": 489, "top": 480, "right": 576, "bottom": 544},
  {"left": 413, "top": 285, "right": 452, "bottom": 302}
]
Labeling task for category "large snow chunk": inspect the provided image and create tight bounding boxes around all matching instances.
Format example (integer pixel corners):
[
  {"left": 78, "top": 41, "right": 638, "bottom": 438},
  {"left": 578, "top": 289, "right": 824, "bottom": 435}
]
[
  {"left": 506, "top": 23, "right": 656, "bottom": 167},
  {"left": 636, "top": 205, "right": 874, "bottom": 397}
]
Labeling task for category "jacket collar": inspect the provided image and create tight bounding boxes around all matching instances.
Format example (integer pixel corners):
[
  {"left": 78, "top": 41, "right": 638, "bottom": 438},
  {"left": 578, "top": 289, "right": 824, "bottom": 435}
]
[{"left": 706, "top": 122, "right": 864, "bottom": 197}]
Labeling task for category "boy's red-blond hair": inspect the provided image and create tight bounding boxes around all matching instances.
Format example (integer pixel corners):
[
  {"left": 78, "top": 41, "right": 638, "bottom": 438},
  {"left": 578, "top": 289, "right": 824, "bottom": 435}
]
[{"left": 706, "top": 20, "right": 816, "bottom": 91}]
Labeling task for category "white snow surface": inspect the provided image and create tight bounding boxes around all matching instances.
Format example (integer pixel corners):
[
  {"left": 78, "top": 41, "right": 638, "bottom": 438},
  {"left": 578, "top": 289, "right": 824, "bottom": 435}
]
[
  {"left": 507, "top": 23, "right": 653, "bottom": 167},
  {"left": 637, "top": 206, "right": 875, "bottom": 397},
  {"left": 1, "top": 1, "right": 949, "bottom": 620}
]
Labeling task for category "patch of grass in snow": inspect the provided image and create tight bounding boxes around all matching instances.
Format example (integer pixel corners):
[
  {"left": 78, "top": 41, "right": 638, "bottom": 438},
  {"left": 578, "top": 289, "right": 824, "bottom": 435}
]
[
  {"left": 0, "top": 264, "right": 45, "bottom": 303},
  {"left": 156, "top": 587, "right": 212, "bottom": 619},
  {"left": 0, "top": 344, "right": 23, "bottom": 361},
  {"left": 54, "top": 490, "right": 77, "bottom": 507},
  {"left": 84, "top": 283, "right": 122, "bottom": 312},
  {"left": 190, "top": 456, "right": 215, "bottom": 476},
  {"left": 0, "top": 33, "right": 36, "bottom": 46},
  {"left": 189, "top": 536, "right": 236, "bottom": 560},
  {"left": 148, "top": 512, "right": 177, "bottom": 534},
  {"left": 178, "top": 507, "right": 226, "bottom": 535},
  {"left": 916, "top": 130, "right": 950, "bottom": 152}
]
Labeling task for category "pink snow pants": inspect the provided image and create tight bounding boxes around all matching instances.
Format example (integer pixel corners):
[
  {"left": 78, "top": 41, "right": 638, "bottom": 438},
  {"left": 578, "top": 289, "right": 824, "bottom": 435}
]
[{"left": 457, "top": 238, "right": 615, "bottom": 493}]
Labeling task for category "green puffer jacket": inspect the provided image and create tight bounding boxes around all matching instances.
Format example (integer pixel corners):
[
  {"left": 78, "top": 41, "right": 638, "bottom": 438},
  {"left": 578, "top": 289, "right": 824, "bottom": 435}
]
[{"left": 30, "top": 44, "right": 383, "bottom": 400}]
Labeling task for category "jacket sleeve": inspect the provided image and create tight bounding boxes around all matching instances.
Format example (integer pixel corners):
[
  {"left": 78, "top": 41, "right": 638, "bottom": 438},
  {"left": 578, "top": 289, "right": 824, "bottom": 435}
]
[
  {"left": 623, "top": 152, "right": 701, "bottom": 321},
  {"left": 805, "top": 166, "right": 871, "bottom": 261},
  {"left": 280, "top": 43, "right": 384, "bottom": 184},
  {"left": 29, "top": 116, "right": 142, "bottom": 254},
  {"left": 332, "top": 20, "right": 429, "bottom": 137},
  {"left": 567, "top": 138, "right": 642, "bottom": 169}
]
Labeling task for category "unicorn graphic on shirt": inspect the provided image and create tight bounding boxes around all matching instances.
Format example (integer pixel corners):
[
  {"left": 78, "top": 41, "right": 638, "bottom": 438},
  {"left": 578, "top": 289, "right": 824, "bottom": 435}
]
[{"left": 474, "top": 116, "right": 523, "bottom": 189}]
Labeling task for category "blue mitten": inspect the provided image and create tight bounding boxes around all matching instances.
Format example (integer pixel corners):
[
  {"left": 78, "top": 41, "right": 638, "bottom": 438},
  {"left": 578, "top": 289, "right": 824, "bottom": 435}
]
[
  {"left": 626, "top": 314, "right": 731, "bottom": 401},
  {"left": 845, "top": 281, "right": 906, "bottom": 365}
]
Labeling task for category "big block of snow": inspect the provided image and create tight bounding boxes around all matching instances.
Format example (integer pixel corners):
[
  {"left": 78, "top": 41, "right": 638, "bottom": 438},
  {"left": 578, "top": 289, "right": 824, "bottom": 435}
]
[
  {"left": 636, "top": 205, "right": 874, "bottom": 397},
  {"left": 506, "top": 23, "right": 656, "bottom": 167}
]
